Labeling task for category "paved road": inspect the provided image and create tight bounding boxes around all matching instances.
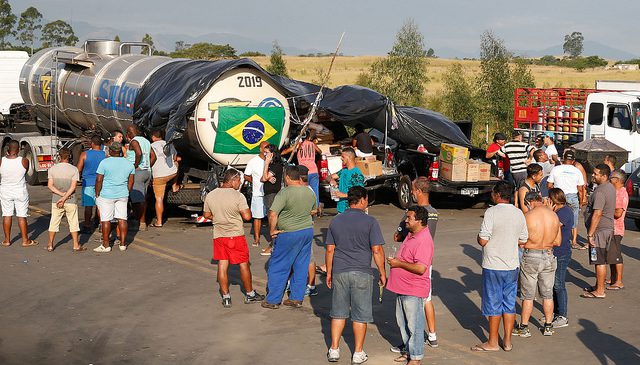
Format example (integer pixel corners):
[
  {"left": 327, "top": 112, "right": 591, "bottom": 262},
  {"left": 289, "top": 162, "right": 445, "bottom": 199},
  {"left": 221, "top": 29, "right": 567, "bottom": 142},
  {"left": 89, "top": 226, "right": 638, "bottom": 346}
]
[{"left": 0, "top": 186, "right": 638, "bottom": 364}]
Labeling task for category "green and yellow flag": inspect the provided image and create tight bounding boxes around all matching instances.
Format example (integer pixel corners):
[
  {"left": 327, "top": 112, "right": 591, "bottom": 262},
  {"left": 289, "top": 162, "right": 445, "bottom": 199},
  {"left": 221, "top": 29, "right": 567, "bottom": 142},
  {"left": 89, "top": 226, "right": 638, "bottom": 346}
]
[{"left": 214, "top": 106, "right": 285, "bottom": 154}]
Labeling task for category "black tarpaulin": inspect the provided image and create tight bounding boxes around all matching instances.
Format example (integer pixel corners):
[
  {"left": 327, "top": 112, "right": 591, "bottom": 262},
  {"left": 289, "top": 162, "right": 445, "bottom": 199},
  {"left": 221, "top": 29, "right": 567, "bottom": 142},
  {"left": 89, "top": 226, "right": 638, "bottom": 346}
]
[{"left": 133, "top": 57, "right": 471, "bottom": 152}]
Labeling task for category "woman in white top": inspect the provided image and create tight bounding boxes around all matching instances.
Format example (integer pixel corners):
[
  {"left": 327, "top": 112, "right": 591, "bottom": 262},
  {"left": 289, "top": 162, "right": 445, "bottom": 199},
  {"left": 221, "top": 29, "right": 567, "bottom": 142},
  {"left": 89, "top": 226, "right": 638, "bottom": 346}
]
[{"left": 149, "top": 130, "right": 180, "bottom": 227}]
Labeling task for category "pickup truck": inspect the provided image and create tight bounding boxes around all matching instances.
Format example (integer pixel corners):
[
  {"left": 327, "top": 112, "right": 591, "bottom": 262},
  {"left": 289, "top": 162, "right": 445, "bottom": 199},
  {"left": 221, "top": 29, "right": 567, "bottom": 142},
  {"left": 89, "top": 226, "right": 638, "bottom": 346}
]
[
  {"left": 316, "top": 133, "right": 498, "bottom": 209},
  {"left": 626, "top": 165, "right": 640, "bottom": 230}
]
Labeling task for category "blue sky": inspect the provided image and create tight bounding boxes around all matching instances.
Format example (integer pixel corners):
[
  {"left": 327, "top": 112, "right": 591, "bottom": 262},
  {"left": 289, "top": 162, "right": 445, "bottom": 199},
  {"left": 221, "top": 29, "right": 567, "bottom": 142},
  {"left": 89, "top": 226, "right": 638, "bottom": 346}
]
[{"left": 12, "top": 0, "right": 640, "bottom": 57}]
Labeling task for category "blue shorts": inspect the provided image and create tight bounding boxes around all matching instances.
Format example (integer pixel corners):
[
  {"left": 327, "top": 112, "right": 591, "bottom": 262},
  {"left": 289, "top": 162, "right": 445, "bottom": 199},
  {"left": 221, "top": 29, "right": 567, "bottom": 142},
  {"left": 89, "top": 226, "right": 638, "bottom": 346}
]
[
  {"left": 481, "top": 268, "right": 518, "bottom": 316},
  {"left": 82, "top": 186, "right": 96, "bottom": 207}
]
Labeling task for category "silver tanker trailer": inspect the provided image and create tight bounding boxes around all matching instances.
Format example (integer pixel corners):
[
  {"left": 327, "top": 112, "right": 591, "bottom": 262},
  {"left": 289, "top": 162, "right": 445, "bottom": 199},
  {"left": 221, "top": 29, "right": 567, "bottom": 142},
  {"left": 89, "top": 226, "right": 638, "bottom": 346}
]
[{"left": 15, "top": 40, "right": 291, "bottom": 205}]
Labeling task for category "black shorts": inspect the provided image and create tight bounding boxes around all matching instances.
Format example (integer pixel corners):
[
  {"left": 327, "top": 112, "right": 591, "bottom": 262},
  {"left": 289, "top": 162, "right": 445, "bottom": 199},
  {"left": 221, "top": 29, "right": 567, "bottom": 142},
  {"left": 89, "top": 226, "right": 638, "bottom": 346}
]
[
  {"left": 608, "top": 235, "right": 624, "bottom": 264},
  {"left": 590, "top": 229, "right": 613, "bottom": 265}
]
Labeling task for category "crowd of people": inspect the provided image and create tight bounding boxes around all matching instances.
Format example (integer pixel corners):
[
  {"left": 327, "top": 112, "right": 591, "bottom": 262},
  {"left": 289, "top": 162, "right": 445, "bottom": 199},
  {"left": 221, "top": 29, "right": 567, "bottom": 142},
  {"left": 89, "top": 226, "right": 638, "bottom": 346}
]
[
  {"left": 0, "top": 124, "right": 180, "bottom": 252},
  {"left": 0, "top": 125, "right": 633, "bottom": 365}
]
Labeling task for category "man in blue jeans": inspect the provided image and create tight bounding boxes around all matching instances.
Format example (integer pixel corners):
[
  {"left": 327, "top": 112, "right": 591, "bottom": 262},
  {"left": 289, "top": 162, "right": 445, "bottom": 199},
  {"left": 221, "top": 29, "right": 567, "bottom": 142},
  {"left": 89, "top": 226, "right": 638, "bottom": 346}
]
[
  {"left": 325, "top": 186, "right": 386, "bottom": 364},
  {"left": 548, "top": 188, "right": 573, "bottom": 328},
  {"left": 387, "top": 206, "right": 434, "bottom": 364},
  {"left": 262, "top": 166, "right": 317, "bottom": 309}
]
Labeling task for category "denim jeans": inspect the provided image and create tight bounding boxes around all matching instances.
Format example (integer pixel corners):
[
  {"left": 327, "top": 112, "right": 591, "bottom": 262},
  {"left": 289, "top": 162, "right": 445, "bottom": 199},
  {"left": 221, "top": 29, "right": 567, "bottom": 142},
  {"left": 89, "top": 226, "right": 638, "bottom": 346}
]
[
  {"left": 566, "top": 193, "right": 579, "bottom": 229},
  {"left": 307, "top": 173, "right": 320, "bottom": 206},
  {"left": 395, "top": 295, "right": 425, "bottom": 360},
  {"left": 553, "top": 253, "right": 571, "bottom": 317}
]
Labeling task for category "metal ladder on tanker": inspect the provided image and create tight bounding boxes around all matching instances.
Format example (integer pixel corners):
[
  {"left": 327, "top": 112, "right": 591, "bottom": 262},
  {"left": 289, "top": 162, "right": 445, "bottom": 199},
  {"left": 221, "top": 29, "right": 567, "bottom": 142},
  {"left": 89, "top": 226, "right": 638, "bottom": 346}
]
[{"left": 49, "top": 51, "right": 59, "bottom": 159}]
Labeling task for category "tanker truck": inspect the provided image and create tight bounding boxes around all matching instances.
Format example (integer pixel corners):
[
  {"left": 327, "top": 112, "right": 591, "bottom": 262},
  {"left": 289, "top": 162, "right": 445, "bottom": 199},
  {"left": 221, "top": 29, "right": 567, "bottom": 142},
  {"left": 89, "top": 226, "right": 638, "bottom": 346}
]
[{"left": 16, "top": 40, "right": 291, "bottom": 206}]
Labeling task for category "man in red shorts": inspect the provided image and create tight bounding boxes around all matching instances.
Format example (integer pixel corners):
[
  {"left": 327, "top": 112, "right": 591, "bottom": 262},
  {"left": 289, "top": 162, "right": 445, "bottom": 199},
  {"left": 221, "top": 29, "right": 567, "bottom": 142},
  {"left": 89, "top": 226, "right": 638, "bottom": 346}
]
[{"left": 203, "top": 169, "right": 265, "bottom": 308}]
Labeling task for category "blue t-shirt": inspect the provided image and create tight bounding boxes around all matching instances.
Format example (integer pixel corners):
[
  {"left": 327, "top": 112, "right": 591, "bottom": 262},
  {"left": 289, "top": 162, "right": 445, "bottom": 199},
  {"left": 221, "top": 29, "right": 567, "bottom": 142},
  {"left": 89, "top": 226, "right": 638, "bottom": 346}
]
[
  {"left": 325, "top": 208, "right": 384, "bottom": 275},
  {"left": 82, "top": 149, "right": 106, "bottom": 187},
  {"left": 96, "top": 157, "right": 135, "bottom": 199},
  {"left": 555, "top": 205, "right": 574, "bottom": 257},
  {"left": 336, "top": 167, "right": 365, "bottom": 213}
]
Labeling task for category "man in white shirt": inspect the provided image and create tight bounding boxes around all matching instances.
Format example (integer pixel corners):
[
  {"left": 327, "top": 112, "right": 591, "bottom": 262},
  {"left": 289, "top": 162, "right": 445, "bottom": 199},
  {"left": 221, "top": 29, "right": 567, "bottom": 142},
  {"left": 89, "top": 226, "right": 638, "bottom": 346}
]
[
  {"left": 543, "top": 133, "right": 559, "bottom": 165},
  {"left": 547, "top": 150, "right": 586, "bottom": 249},
  {"left": 244, "top": 141, "right": 269, "bottom": 247}
]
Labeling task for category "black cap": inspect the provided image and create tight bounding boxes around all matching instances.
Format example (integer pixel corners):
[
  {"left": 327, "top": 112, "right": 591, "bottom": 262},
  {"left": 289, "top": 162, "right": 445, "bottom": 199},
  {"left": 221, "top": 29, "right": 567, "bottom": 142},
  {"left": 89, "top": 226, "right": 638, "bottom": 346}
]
[
  {"left": 493, "top": 132, "right": 506, "bottom": 142},
  {"left": 512, "top": 130, "right": 522, "bottom": 138},
  {"left": 563, "top": 149, "right": 576, "bottom": 160}
]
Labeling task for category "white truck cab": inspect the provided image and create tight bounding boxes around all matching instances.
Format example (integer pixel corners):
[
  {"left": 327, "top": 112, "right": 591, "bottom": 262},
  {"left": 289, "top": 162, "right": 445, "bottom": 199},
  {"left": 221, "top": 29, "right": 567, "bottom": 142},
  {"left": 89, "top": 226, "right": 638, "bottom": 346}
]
[
  {"left": 0, "top": 51, "right": 29, "bottom": 120},
  {"left": 584, "top": 91, "right": 640, "bottom": 173}
]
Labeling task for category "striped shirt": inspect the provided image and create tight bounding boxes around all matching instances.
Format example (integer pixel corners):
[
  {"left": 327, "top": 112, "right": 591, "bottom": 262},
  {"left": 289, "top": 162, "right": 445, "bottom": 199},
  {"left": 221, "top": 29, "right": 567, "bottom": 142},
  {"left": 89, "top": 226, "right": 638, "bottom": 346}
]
[{"left": 500, "top": 141, "right": 534, "bottom": 174}]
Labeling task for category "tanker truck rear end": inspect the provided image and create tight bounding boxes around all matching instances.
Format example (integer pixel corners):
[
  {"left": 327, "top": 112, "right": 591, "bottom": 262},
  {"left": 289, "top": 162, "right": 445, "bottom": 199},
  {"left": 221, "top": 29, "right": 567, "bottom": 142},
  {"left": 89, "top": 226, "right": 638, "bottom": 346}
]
[{"left": 16, "top": 40, "right": 291, "bottom": 205}]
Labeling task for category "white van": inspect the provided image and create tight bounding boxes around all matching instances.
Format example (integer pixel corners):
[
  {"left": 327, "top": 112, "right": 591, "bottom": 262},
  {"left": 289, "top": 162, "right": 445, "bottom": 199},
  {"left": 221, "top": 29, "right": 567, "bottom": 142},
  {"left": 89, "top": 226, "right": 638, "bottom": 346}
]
[
  {"left": 584, "top": 91, "right": 640, "bottom": 173},
  {"left": 0, "top": 51, "right": 29, "bottom": 120}
]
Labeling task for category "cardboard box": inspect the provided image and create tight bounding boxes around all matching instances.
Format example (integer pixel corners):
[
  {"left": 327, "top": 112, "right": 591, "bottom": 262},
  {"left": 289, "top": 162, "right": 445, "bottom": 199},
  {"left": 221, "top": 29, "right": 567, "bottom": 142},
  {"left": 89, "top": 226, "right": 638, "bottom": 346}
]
[
  {"left": 440, "top": 161, "right": 467, "bottom": 182},
  {"left": 439, "top": 143, "right": 469, "bottom": 164},
  {"left": 356, "top": 160, "right": 383, "bottom": 177},
  {"left": 466, "top": 161, "right": 480, "bottom": 182},
  {"left": 357, "top": 155, "right": 378, "bottom": 162},
  {"left": 477, "top": 161, "right": 491, "bottom": 181}
]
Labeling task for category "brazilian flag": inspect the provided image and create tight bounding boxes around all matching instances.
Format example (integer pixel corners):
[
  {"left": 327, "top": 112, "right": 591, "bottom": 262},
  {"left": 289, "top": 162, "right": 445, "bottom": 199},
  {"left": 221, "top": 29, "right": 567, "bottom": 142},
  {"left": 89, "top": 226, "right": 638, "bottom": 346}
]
[{"left": 214, "top": 106, "right": 285, "bottom": 154}]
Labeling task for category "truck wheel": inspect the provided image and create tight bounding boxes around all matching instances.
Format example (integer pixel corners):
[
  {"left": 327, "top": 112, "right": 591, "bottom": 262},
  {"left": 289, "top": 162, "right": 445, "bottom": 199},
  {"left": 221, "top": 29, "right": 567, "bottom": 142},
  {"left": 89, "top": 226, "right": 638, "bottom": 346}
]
[
  {"left": 23, "top": 144, "right": 39, "bottom": 186},
  {"left": 397, "top": 175, "right": 413, "bottom": 209}
]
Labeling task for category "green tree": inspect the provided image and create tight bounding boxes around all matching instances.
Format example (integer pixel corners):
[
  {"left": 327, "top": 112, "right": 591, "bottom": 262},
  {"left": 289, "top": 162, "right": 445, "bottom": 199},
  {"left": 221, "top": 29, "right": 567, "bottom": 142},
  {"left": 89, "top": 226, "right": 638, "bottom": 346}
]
[
  {"left": 170, "top": 42, "right": 237, "bottom": 59},
  {"left": 441, "top": 63, "right": 477, "bottom": 122},
  {"left": 476, "top": 30, "right": 513, "bottom": 134},
  {"left": 511, "top": 58, "right": 535, "bottom": 89},
  {"left": 16, "top": 6, "right": 42, "bottom": 54},
  {"left": 266, "top": 41, "right": 289, "bottom": 77},
  {"left": 175, "top": 40, "right": 185, "bottom": 52},
  {"left": 141, "top": 33, "right": 154, "bottom": 54},
  {"left": 114, "top": 34, "right": 120, "bottom": 42},
  {"left": 41, "top": 20, "right": 78, "bottom": 47},
  {"left": 426, "top": 48, "right": 435, "bottom": 58},
  {"left": 364, "top": 19, "right": 428, "bottom": 106},
  {"left": 563, "top": 31, "right": 584, "bottom": 58},
  {"left": 0, "top": 0, "right": 16, "bottom": 49}
]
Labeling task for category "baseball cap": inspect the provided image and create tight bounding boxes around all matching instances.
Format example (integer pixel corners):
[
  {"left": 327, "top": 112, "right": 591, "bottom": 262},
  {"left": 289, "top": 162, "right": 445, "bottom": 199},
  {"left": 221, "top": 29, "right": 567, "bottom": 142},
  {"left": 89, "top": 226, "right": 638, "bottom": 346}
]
[
  {"left": 563, "top": 149, "right": 575, "bottom": 160},
  {"left": 544, "top": 131, "right": 554, "bottom": 139},
  {"left": 109, "top": 141, "right": 123, "bottom": 152},
  {"left": 493, "top": 132, "right": 506, "bottom": 142}
]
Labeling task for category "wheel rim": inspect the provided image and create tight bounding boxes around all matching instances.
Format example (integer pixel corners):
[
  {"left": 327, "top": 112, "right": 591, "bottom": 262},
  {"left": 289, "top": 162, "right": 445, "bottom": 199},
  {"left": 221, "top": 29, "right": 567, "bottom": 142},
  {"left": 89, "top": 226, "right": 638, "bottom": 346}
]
[{"left": 400, "top": 181, "right": 410, "bottom": 205}]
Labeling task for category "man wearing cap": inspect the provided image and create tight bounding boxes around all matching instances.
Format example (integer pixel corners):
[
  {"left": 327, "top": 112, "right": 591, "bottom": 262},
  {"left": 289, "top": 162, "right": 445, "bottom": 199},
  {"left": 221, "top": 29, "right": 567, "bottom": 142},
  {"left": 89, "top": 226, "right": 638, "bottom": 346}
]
[
  {"left": 547, "top": 150, "right": 586, "bottom": 249},
  {"left": 485, "top": 133, "right": 509, "bottom": 180},
  {"left": 543, "top": 133, "right": 559, "bottom": 165},
  {"left": 500, "top": 131, "right": 535, "bottom": 188},
  {"left": 93, "top": 142, "right": 135, "bottom": 253}
]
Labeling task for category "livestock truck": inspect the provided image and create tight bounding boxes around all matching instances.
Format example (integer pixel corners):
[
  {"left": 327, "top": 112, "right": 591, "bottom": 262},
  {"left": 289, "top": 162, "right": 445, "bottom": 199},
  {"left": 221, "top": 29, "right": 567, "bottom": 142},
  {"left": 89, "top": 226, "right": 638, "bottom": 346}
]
[{"left": 15, "top": 40, "right": 291, "bottom": 206}]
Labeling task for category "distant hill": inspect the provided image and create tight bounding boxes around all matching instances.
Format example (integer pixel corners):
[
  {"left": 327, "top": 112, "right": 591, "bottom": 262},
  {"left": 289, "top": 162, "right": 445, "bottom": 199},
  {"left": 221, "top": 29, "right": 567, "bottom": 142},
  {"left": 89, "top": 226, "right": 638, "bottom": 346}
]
[{"left": 512, "top": 40, "right": 638, "bottom": 60}]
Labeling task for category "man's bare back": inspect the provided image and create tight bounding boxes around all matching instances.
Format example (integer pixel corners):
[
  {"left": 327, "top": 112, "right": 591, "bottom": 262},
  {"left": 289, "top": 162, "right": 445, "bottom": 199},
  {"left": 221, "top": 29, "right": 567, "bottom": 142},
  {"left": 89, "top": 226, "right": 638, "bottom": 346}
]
[{"left": 524, "top": 205, "right": 561, "bottom": 250}]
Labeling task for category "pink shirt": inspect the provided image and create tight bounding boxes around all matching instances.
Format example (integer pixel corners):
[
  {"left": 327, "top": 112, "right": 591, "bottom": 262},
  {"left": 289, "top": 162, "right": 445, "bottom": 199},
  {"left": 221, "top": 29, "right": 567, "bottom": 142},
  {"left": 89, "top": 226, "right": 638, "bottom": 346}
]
[
  {"left": 615, "top": 187, "right": 629, "bottom": 236},
  {"left": 386, "top": 226, "right": 434, "bottom": 297},
  {"left": 297, "top": 140, "right": 318, "bottom": 174}
]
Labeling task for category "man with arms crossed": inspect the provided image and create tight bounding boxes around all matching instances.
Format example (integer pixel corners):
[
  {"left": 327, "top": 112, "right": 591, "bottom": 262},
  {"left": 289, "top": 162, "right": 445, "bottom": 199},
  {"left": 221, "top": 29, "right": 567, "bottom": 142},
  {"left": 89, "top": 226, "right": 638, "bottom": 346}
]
[
  {"left": 547, "top": 149, "right": 586, "bottom": 249},
  {"left": 608, "top": 169, "right": 628, "bottom": 290},
  {"left": 387, "top": 206, "right": 434, "bottom": 364},
  {"left": 581, "top": 164, "right": 616, "bottom": 299},
  {"left": 472, "top": 181, "right": 528, "bottom": 352},
  {"left": 325, "top": 186, "right": 386, "bottom": 364},
  {"left": 203, "top": 169, "right": 264, "bottom": 308},
  {"left": 512, "top": 192, "right": 561, "bottom": 337}
]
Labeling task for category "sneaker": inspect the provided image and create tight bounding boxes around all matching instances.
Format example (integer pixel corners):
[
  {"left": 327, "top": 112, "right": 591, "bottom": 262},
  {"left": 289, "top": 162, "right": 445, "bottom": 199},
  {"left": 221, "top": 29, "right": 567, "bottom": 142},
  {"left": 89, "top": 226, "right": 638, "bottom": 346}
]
[
  {"left": 351, "top": 351, "right": 368, "bottom": 364},
  {"left": 327, "top": 347, "right": 340, "bottom": 362},
  {"left": 261, "top": 301, "right": 279, "bottom": 309},
  {"left": 260, "top": 247, "right": 272, "bottom": 256},
  {"left": 543, "top": 323, "right": 554, "bottom": 336},
  {"left": 119, "top": 245, "right": 127, "bottom": 251},
  {"left": 244, "top": 291, "right": 265, "bottom": 304},
  {"left": 425, "top": 337, "right": 439, "bottom": 348},
  {"left": 552, "top": 316, "right": 569, "bottom": 328},
  {"left": 283, "top": 299, "right": 303, "bottom": 308},
  {"left": 222, "top": 297, "right": 232, "bottom": 308},
  {"left": 305, "top": 286, "right": 319, "bottom": 296},
  {"left": 93, "top": 245, "right": 111, "bottom": 253},
  {"left": 389, "top": 344, "right": 405, "bottom": 353},
  {"left": 512, "top": 323, "right": 531, "bottom": 338}
]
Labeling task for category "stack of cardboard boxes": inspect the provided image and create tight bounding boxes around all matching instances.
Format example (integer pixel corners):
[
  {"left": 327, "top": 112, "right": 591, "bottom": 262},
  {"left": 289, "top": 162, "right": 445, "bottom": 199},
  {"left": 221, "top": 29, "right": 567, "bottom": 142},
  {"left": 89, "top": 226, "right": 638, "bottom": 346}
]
[
  {"left": 356, "top": 155, "right": 383, "bottom": 177},
  {"left": 439, "top": 143, "right": 491, "bottom": 182}
]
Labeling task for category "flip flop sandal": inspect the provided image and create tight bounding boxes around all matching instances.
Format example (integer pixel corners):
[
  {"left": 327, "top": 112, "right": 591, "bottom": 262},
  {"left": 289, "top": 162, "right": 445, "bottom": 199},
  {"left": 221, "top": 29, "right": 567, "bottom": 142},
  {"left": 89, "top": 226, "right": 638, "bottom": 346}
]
[
  {"left": 21, "top": 240, "right": 38, "bottom": 247},
  {"left": 583, "top": 286, "right": 597, "bottom": 292},
  {"left": 2, "top": 241, "right": 11, "bottom": 247},
  {"left": 393, "top": 354, "right": 408, "bottom": 362},
  {"left": 149, "top": 223, "right": 163, "bottom": 228},
  {"left": 606, "top": 285, "right": 624, "bottom": 290},
  {"left": 73, "top": 247, "right": 88, "bottom": 252},
  {"left": 252, "top": 242, "right": 261, "bottom": 247},
  {"left": 470, "top": 344, "right": 499, "bottom": 352},
  {"left": 46, "top": 246, "right": 54, "bottom": 252},
  {"left": 503, "top": 345, "right": 513, "bottom": 352},
  {"left": 580, "top": 291, "right": 605, "bottom": 299}
]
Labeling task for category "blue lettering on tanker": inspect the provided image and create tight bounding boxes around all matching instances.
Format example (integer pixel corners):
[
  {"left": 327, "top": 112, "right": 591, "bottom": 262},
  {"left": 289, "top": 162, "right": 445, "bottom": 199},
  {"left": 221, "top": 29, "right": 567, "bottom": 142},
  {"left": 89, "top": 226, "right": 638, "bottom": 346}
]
[{"left": 98, "top": 80, "right": 139, "bottom": 115}]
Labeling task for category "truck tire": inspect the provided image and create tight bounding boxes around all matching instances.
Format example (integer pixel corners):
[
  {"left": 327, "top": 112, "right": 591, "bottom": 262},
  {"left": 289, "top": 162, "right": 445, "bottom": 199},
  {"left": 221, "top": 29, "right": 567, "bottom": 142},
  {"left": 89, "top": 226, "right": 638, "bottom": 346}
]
[
  {"left": 166, "top": 188, "right": 203, "bottom": 206},
  {"left": 23, "top": 143, "right": 39, "bottom": 186},
  {"left": 397, "top": 175, "right": 413, "bottom": 209}
]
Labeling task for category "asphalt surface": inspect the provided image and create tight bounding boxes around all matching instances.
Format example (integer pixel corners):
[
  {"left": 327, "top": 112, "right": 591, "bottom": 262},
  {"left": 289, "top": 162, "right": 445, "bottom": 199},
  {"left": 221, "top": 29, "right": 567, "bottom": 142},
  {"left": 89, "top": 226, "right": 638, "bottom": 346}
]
[{"left": 0, "top": 186, "right": 639, "bottom": 365}]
